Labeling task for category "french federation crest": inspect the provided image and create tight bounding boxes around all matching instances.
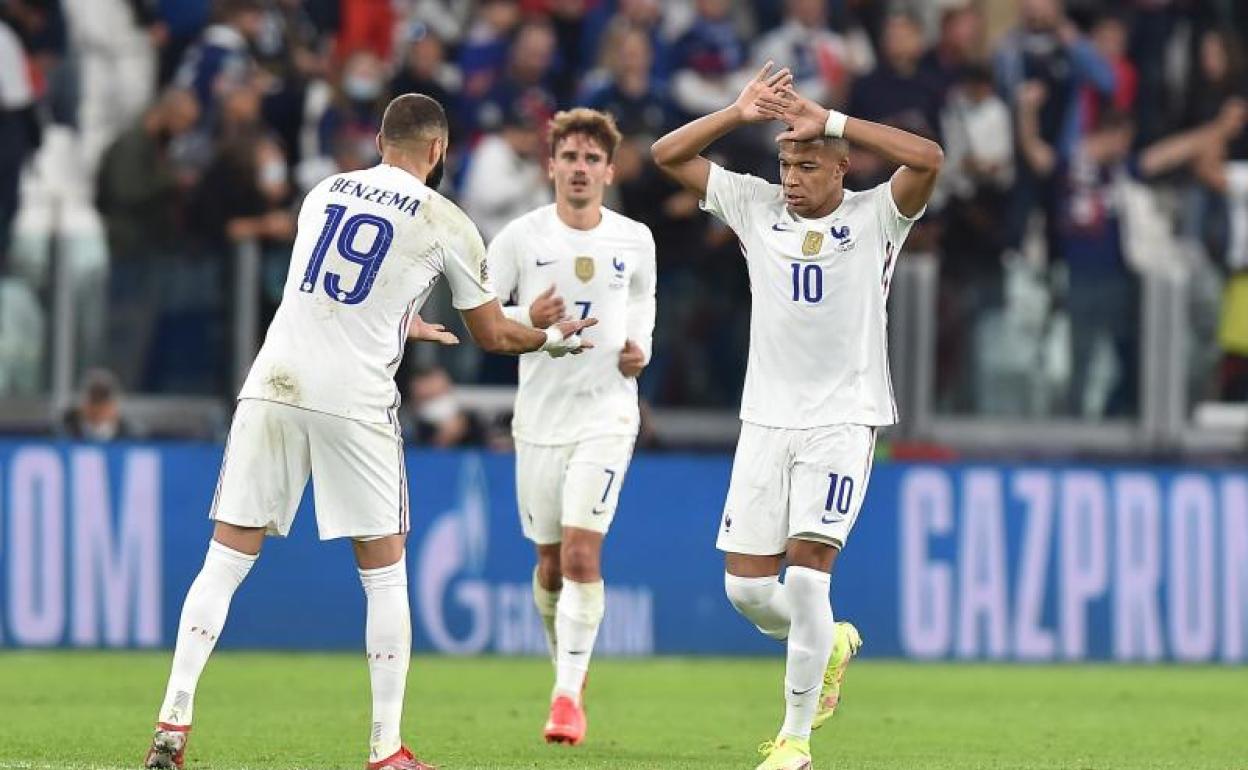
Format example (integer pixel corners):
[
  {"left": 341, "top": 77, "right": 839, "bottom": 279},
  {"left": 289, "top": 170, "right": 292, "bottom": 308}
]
[
  {"left": 802, "top": 231, "right": 824, "bottom": 256},
  {"left": 575, "top": 256, "right": 595, "bottom": 282}
]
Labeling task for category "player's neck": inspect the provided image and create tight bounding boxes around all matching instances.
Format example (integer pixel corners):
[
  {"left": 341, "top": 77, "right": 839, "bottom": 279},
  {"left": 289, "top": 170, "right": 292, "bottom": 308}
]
[
  {"left": 555, "top": 200, "right": 603, "bottom": 231},
  {"left": 380, "top": 153, "right": 431, "bottom": 185}
]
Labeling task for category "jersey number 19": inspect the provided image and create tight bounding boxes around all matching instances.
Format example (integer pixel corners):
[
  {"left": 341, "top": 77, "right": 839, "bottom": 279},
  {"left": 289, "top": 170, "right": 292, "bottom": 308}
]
[{"left": 300, "top": 204, "right": 395, "bottom": 305}]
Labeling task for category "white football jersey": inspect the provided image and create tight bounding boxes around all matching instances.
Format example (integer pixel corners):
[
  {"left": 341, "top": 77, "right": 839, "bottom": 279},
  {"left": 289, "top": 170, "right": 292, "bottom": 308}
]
[
  {"left": 488, "top": 204, "right": 656, "bottom": 445},
  {"left": 239, "top": 163, "right": 494, "bottom": 423},
  {"left": 700, "top": 162, "right": 921, "bottom": 429}
]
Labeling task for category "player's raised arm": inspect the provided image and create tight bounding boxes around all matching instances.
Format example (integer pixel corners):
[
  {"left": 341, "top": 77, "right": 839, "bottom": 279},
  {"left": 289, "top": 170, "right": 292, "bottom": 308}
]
[
  {"left": 651, "top": 62, "right": 793, "bottom": 198},
  {"left": 777, "top": 90, "right": 943, "bottom": 217}
]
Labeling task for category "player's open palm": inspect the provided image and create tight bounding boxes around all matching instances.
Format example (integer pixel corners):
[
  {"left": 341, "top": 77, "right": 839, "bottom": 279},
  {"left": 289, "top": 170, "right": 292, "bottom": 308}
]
[
  {"left": 775, "top": 90, "right": 831, "bottom": 143},
  {"left": 407, "top": 313, "right": 459, "bottom": 345},
  {"left": 547, "top": 317, "right": 597, "bottom": 357},
  {"left": 529, "top": 284, "right": 567, "bottom": 328},
  {"left": 618, "top": 339, "right": 645, "bottom": 377},
  {"left": 734, "top": 61, "right": 794, "bottom": 124}
]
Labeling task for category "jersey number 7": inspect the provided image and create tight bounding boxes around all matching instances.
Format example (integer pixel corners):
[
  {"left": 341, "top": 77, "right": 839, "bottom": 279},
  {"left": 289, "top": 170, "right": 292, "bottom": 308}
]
[{"left": 300, "top": 204, "right": 395, "bottom": 305}]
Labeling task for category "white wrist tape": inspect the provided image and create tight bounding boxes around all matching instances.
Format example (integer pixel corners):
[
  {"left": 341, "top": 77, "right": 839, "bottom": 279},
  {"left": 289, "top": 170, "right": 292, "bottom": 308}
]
[
  {"left": 541, "top": 326, "right": 563, "bottom": 349},
  {"left": 824, "top": 109, "right": 848, "bottom": 138},
  {"left": 540, "top": 326, "right": 582, "bottom": 357}
]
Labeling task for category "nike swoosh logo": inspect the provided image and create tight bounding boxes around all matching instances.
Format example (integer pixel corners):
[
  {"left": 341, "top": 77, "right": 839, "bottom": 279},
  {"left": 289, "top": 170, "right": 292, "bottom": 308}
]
[
  {"left": 567, "top": 649, "right": 588, "bottom": 656},
  {"left": 772, "top": 223, "right": 795, "bottom": 232},
  {"left": 791, "top": 684, "right": 818, "bottom": 696},
  {"left": 592, "top": 507, "right": 607, "bottom": 516},
  {"left": 536, "top": 259, "right": 556, "bottom": 266},
  {"left": 821, "top": 514, "right": 838, "bottom": 524}
]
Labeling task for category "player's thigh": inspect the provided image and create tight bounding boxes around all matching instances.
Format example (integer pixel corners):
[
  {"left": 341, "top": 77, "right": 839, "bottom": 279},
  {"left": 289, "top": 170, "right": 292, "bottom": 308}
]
[
  {"left": 210, "top": 399, "right": 311, "bottom": 537},
  {"left": 789, "top": 424, "right": 877, "bottom": 549},
  {"left": 515, "top": 441, "right": 570, "bottom": 545},
  {"left": 307, "top": 412, "right": 408, "bottom": 540},
  {"left": 716, "top": 423, "right": 791, "bottom": 556},
  {"left": 561, "top": 435, "right": 635, "bottom": 537}
]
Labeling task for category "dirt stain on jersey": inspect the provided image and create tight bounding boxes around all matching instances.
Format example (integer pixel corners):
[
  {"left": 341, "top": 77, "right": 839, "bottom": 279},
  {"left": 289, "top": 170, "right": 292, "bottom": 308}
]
[{"left": 263, "top": 368, "right": 302, "bottom": 404}]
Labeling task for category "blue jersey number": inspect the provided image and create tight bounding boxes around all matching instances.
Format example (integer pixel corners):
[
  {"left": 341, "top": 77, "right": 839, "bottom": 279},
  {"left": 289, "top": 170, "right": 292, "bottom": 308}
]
[
  {"left": 575, "top": 300, "right": 592, "bottom": 320},
  {"left": 301, "top": 204, "right": 394, "bottom": 305},
  {"left": 824, "top": 472, "right": 854, "bottom": 515},
  {"left": 791, "top": 263, "right": 823, "bottom": 303}
]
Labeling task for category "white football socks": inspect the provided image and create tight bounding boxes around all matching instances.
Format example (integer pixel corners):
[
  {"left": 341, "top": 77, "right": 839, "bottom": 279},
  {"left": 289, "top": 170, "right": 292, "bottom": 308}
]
[
  {"left": 779, "top": 566, "right": 834, "bottom": 741},
  {"left": 157, "top": 540, "right": 256, "bottom": 726},
  {"left": 359, "top": 557, "right": 412, "bottom": 763},
  {"left": 553, "top": 579, "right": 604, "bottom": 702},
  {"left": 724, "top": 573, "right": 791, "bottom": 640},
  {"left": 532, "top": 567, "right": 561, "bottom": 665}
]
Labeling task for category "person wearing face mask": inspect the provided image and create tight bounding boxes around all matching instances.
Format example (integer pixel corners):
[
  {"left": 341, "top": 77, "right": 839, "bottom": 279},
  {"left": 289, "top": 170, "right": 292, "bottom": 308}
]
[
  {"left": 60, "top": 368, "right": 134, "bottom": 441},
  {"left": 401, "top": 364, "right": 484, "bottom": 447}
]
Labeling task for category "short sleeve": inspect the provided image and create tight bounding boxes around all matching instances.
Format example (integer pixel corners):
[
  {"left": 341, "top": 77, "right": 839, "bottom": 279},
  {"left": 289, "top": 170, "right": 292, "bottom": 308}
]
[
  {"left": 699, "top": 162, "right": 774, "bottom": 234},
  {"left": 875, "top": 176, "right": 925, "bottom": 248},
  {"left": 443, "top": 212, "right": 496, "bottom": 311}
]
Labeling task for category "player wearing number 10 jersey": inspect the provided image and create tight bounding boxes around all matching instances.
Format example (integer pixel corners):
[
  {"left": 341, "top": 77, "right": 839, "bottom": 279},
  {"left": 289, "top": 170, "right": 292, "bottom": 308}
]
[
  {"left": 653, "top": 64, "right": 942, "bottom": 770},
  {"left": 487, "top": 109, "right": 656, "bottom": 746},
  {"left": 143, "top": 94, "right": 596, "bottom": 770}
]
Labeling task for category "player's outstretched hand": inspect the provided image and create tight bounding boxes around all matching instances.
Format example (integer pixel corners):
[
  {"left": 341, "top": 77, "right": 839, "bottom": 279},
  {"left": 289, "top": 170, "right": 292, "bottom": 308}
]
[
  {"left": 407, "top": 313, "right": 459, "bottom": 345},
  {"left": 734, "top": 61, "right": 794, "bottom": 124},
  {"left": 618, "top": 339, "right": 645, "bottom": 377},
  {"left": 774, "top": 89, "right": 832, "bottom": 143},
  {"left": 544, "top": 317, "right": 597, "bottom": 358},
  {"left": 529, "top": 283, "right": 566, "bottom": 328}
]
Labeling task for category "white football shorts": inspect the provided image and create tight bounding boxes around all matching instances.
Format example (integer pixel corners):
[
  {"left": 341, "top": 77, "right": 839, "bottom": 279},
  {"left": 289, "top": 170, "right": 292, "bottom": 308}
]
[
  {"left": 515, "top": 435, "right": 636, "bottom": 545},
  {"left": 210, "top": 398, "right": 408, "bottom": 540},
  {"left": 716, "top": 422, "right": 877, "bottom": 555}
]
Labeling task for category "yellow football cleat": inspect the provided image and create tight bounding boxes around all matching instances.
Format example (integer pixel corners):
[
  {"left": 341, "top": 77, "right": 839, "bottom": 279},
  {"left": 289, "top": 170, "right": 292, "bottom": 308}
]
[
  {"left": 812, "top": 621, "right": 863, "bottom": 730},
  {"left": 755, "top": 736, "right": 812, "bottom": 770}
]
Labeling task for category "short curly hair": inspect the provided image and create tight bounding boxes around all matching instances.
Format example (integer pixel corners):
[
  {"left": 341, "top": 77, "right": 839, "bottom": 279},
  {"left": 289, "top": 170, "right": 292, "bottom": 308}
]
[{"left": 548, "top": 108, "right": 623, "bottom": 161}]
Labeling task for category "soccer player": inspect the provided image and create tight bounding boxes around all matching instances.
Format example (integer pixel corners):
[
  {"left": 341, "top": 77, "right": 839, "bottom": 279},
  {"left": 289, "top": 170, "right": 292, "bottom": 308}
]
[
  {"left": 652, "top": 63, "right": 942, "bottom": 770},
  {"left": 487, "top": 108, "right": 656, "bottom": 745},
  {"left": 143, "top": 94, "right": 596, "bottom": 770}
]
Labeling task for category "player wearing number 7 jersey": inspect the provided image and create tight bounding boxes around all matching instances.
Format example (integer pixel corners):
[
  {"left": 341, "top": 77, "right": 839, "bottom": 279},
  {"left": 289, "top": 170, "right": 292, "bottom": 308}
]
[
  {"left": 143, "top": 94, "right": 596, "bottom": 770},
  {"left": 653, "top": 64, "right": 942, "bottom": 770},
  {"left": 486, "top": 109, "right": 656, "bottom": 746}
]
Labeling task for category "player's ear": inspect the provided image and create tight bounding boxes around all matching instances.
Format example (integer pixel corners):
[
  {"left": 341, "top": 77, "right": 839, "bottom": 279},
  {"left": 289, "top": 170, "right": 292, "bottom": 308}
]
[
  {"left": 547, "top": 155, "right": 556, "bottom": 182},
  {"left": 375, "top": 132, "right": 383, "bottom": 158},
  {"left": 604, "top": 161, "right": 615, "bottom": 186}
]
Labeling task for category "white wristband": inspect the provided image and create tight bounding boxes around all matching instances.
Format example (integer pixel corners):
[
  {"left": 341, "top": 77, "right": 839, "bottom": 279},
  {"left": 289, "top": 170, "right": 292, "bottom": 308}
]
[
  {"left": 823, "top": 110, "right": 848, "bottom": 138},
  {"left": 541, "top": 326, "right": 563, "bottom": 350}
]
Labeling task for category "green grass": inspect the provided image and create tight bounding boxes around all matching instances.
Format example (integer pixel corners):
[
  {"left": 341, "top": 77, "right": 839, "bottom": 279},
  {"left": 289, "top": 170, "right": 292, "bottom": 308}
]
[{"left": 0, "top": 653, "right": 1245, "bottom": 769}]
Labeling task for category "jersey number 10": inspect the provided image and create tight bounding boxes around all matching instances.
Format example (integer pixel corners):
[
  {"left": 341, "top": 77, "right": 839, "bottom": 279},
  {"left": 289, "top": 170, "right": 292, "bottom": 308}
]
[
  {"left": 301, "top": 204, "right": 395, "bottom": 304},
  {"left": 791, "top": 263, "right": 823, "bottom": 303}
]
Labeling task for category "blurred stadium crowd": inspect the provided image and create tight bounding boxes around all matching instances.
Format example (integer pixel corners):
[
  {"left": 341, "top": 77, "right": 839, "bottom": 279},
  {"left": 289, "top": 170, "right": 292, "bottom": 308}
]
[{"left": 1, "top": 0, "right": 1247, "bottom": 445}]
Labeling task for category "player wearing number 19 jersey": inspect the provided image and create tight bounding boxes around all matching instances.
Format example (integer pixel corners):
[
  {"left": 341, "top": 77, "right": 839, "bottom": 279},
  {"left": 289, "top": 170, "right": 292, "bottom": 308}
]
[
  {"left": 143, "top": 95, "right": 595, "bottom": 770},
  {"left": 488, "top": 109, "right": 656, "bottom": 746},
  {"left": 653, "top": 64, "right": 942, "bottom": 770}
]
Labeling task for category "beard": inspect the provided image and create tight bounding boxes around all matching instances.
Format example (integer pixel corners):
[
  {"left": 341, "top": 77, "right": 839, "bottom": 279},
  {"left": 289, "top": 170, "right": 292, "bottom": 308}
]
[{"left": 426, "top": 157, "right": 446, "bottom": 190}]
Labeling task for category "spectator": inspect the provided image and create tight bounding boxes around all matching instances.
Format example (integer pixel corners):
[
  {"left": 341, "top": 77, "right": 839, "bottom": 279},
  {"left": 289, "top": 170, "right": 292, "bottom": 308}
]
[
  {"left": 96, "top": 88, "right": 201, "bottom": 262},
  {"left": 580, "top": 24, "right": 672, "bottom": 140},
  {"left": 460, "top": 107, "right": 550, "bottom": 241},
  {"left": 919, "top": 4, "right": 985, "bottom": 101},
  {"left": 1017, "top": 82, "right": 1245, "bottom": 417},
  {"left": 753, "top": 0, "right": 871, "bottom": 110},
  {"left": 389, "top": 23, "right": 461, "bottom": 120},
  {"left": 402, "top": 364, "right": 485, "bottom": 447},
  {"left": 60, "top": 368, "right": 134, "bottom": 441},
  {"left": 669, "top": 0, "right": 748, "bottom": 119},
  {"left": 190, "top": 132, "right": 295, "bottom": 249},
  {"left": 467, "top": 19, "right": 559, "bottom": 136},
  {"left": 457, "top": 0, "right": 521, "bottom": 105},
  {"left": 173, "top": 0, "right": 263, "bottom": 125}
]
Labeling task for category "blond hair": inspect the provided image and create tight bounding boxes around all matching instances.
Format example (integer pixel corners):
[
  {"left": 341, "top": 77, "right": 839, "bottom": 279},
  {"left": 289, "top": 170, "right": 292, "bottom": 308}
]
[{"left": 548, "top": 108, "right": 623, "bottom": 161}]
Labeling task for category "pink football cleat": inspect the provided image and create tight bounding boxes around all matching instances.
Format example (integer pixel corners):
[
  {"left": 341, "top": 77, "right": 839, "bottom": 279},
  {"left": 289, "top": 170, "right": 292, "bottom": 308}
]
[
  {"left": 366, "top": 745, "right": 437, "bottom": 770},
  {"left": 543, "top": 695, "right": 587, "bottom": 745},
  {"left": 143, "top": 722, "right": 190, "bottom": 770}
]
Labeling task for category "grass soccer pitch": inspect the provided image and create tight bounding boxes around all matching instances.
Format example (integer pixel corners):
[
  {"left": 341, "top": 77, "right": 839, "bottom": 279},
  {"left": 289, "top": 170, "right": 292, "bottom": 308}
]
[{"left": 0, "top": 653, "right": 1244, "bottom": 770}]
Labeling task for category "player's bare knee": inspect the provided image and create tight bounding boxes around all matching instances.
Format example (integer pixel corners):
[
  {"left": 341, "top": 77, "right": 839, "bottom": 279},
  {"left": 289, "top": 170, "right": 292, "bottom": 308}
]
[
  {"left": 352, "top": 533, "right": 407, "bottom": 570},
  {"left": 211, "top": 521, "right": 266, "bottom": 556},
  {"left": 536, "top": 545, "right": 563, "bottom": 590},
  {"left": 559, "top": 538, "right": 602, "bottom": 582},
  {"left": 786, "top": 537, "right": 839, "bottom": 573}
]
